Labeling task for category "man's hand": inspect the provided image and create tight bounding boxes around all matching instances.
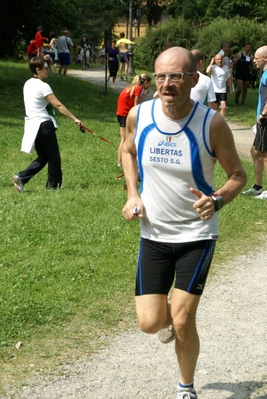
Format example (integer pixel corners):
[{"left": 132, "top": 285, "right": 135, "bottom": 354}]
[
  {"left": 122, "top": 198, "right": 144, "bottom": 221},
  {"left": 190, "top": 188, "right": 215, "bottom": 220}
]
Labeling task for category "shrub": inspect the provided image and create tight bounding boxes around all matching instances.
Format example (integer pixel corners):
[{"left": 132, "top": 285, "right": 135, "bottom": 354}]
[
  {"left": 134, "top": 16, "right": 198, "bottom": 71},
  {"left": 195, "top": 16, "right": 267, "bottom": 69}
]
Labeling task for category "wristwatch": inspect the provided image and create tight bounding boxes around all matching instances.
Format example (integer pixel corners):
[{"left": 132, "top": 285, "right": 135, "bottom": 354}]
[{"left": 210, "top": 194, "right": 224, "bottom": 212}]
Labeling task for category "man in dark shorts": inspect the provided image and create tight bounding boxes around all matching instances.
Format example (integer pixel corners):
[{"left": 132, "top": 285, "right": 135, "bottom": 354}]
[
  {"left": 242, "top": 45, "right": 267, "bottom": 199},
  {"left": 122, "top": 47, "right": 247, "bottom": 398},
  {"left": 233, "top": 43, "right": 254, "bottom": 105}
]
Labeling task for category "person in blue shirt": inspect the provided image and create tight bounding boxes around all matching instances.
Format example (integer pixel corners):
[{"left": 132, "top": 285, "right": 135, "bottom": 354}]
[
  {"left": 107, "top": 40, "right": 119, "bottom": 88},
  {"left": 242, "top": 45, "right": 267, "bottom": 199}
]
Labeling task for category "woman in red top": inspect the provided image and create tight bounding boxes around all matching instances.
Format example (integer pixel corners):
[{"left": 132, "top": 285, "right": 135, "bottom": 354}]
[
  {"left": 35, "top": 26, "right": 48, "bottom": 51},
  {"left": 116, "top": 73, "right": 151, "bottom": 166}
]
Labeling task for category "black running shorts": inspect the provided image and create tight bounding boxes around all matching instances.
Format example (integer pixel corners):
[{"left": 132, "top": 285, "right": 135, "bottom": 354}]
[
  {"left": 215, "top": 92, "right": 227, "bottom": 104},
  {"left": 254, "top": 120, "right": 267, "bottom": 152},
  {"left": 135, "top": 238, "right": 216, "bottom": 296},
  {"left": 117, "top": 115, "right": 127, "bottom": 127}
]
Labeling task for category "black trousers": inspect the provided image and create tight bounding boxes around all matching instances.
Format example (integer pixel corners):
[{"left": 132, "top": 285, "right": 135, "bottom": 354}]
[{"left": 18, "top": 120, "right": 62, "bottom": 189}]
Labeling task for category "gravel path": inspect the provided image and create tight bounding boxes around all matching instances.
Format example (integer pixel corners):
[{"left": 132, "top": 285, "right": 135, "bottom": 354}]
[
  {"left": 6, "top": 249, "right": 267, "bottom": 399},
  {"left": 4, "top": 69, "right": 267, "bottom": 399}
]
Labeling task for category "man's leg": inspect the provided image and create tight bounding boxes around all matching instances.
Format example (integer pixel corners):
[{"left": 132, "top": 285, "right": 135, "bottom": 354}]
[
  {"left": 118, "top": 126, "right": 126, "bottom": 166},
  {"left": 63, "top": 65, "right": 68, "bottom": 77},
  {"left": 125, "top": 60, "right": 129, "bottom": 80},
  {"left": 220, "top": 100, "right": 227, "bottom": 117},
  {"left": 119, "top": 61, "right": 124, "bottom": 79},
  {"left": 171, "top": 288, "right": 200, "bottom": 385},
  {"left": 135, "top": 294, "right": 170, "bottom": 333},
  {"left": 242, "top": 145, "right": 264, "bottom": 195},
  {"left": 252, "top": 146, "right": 264, "bottom": 186},
  {"left": 235, "top": 79, "right": 243, "bottom": 104},
  {"left": 241, "top": 80, "right": 249, "bottom": 104}
]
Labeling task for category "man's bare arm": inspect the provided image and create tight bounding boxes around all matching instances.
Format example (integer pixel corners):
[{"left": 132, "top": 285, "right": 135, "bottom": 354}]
[
  {"left": 122, "top": 106, "right": 144, "bottom": 220},
  {"left": 210, "top": 113, "right": 247, "bottom": 204}
]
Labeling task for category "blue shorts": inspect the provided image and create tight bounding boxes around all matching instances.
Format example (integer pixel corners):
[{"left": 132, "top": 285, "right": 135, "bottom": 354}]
[
  {"left": 120, "top": 52, "right": 129, "bottom": 63},
  {"left": 59, "top": 52, "right": 71, "bottom": 66},
  {"left": 136, "top": 238, "right": 216, "bottom": 296}
]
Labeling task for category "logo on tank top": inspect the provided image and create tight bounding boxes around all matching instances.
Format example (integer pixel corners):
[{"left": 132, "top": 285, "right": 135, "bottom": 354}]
[{"left": 158, "top": 137, "right": 176, "bottom": 147}]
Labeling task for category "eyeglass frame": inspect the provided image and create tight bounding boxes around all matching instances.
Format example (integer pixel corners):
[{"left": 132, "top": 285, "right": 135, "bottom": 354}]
[{"left": 153, "top": 72, "right": 196, "bottom": 82}]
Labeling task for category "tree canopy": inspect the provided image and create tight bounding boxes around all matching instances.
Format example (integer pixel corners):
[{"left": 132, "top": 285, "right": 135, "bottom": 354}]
[{"left": 1, "top": 0, "right": 267, "bottom": 58}]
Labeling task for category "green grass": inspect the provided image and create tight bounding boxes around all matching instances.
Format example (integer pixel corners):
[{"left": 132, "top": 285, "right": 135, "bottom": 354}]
[
  {"left": 226, "top": 86, "right": 258, "bottom": 127},
  {"left": 0, "top": 61, "right": 266, "bottom": 394}
]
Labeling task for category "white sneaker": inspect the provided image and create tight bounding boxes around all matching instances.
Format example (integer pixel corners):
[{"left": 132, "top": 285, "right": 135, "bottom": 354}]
[
  {"left": 242, "top": 187, "right": 263, "bottom": 195},
  {"left": 158, "top": 325, "right": 175, "bottom": 343},
  {"left": 176, "top": 389, "right": 198, "bottom": 398},
  {"left": 13, "top": 175, "right": 24, "bottom": 193},
  {"left": 255, "top": 190, "right": 267, "bottom": 199}
]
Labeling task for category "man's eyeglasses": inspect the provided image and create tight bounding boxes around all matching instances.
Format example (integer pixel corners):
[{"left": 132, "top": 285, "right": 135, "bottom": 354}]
[{"left": 153, "top": 72, "right": 195, "bottom": 82}]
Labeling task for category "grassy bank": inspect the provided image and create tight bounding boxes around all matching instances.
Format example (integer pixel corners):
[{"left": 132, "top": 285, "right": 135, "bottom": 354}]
[{"left": 0, "top": 61, "right": 266, "bottom": 394}]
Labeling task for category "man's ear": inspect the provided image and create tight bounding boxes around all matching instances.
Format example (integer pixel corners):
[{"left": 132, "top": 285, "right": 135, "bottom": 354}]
[{"left": 191, "top": 72, "right": 199, "bottom": 88}]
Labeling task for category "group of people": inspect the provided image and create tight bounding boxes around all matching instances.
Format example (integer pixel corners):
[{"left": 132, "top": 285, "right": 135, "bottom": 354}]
[
  {"left": 13, "top": 34, "right": 267, "bottom": 398},
  {"left": 27, "top": 26, "right": 74, "bottom": 78},
  {"left": 205, "top": 42, "right": 254, "bottom": 118}
]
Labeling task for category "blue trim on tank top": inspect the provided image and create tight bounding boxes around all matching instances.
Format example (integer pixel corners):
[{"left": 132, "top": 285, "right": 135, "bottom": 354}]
[
  {"left": 138, "top": 123, "right": 155, "bottom": 194},
  {"left": 184, "top": 125, "right": 213, "bottom": 195},
  {"left": 151, "top": 99, "right": 199, "bottom": 135}
]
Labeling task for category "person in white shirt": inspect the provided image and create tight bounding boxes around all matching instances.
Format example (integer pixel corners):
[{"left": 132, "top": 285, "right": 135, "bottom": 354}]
[
  {"left": 206, "top": 54, "right": 233, "bottom": 117},
  {"left": 13, "top": 57, "right": 82, "bottom": 193},
  {"left": 190, "top": 49, "right": 216, "bottom": 108}
]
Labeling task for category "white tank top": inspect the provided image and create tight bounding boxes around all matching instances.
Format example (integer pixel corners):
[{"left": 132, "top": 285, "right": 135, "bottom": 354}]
[{"left": 134, "top": 99, "right": 219, "bottom": 243}]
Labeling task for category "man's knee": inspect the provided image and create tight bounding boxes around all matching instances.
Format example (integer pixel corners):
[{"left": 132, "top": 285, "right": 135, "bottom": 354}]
[
  {"left": 135, "top": 294, "right": 169, "bottom": 333},
  {"left": 251, "top": 146, "right": 263, "bottom": 161}
]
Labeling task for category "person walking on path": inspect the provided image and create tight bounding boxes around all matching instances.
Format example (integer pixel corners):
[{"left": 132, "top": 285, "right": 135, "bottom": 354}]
[
  {"left": 190, "top": 49, "right": 216, "bottom": 108},
  {"left": 13, "top": 57, "right": 82, "bottom": 193},
  {"left": 242, "top": 45, "right": 267, "bottom": 199},
  {"left": 116, "top": 73, "right": 151, "bottom": 167},
  {"left": 78, "top": 34, "right": 90, "bottom": 69},
  {"left": 107, "top": 40, "right": 119, "bottom": 88},
  {"left": 233, "top": 43, "right": 254, "bottom": 106},
  {"left": 57, "top": 29, "right": 73, "bottom": 79},
  {"left": 116, "top": 32, "right": 136, "bottom": 81},
  {"left": 49, "top": 31, "right": 58, "bottom": 72},
  {"left": 122, "top": 46, "right": 247, "bottom": 399},
  {"left": 206, "top": 53, "right": 233, "bottom": 117}
]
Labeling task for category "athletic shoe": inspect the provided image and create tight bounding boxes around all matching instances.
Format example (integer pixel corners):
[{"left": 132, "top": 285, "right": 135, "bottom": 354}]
[
  {"left": 13, "top": 175, "right": 24, "bottom": 193},
  {"left": 255, "top": 190, "right": 267, "bottom": 199},
  {"left": 176, "top": 389, "right": 198, "bottom": 398},
  {"left": 241, "top": 187, "right": 263, "bottom": 195},
  {"left": 158, "top": 325, "right": 175, "bottom": 344},
  {"left": 111, "top": 84, "right": 116, "bottom": 88}
]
